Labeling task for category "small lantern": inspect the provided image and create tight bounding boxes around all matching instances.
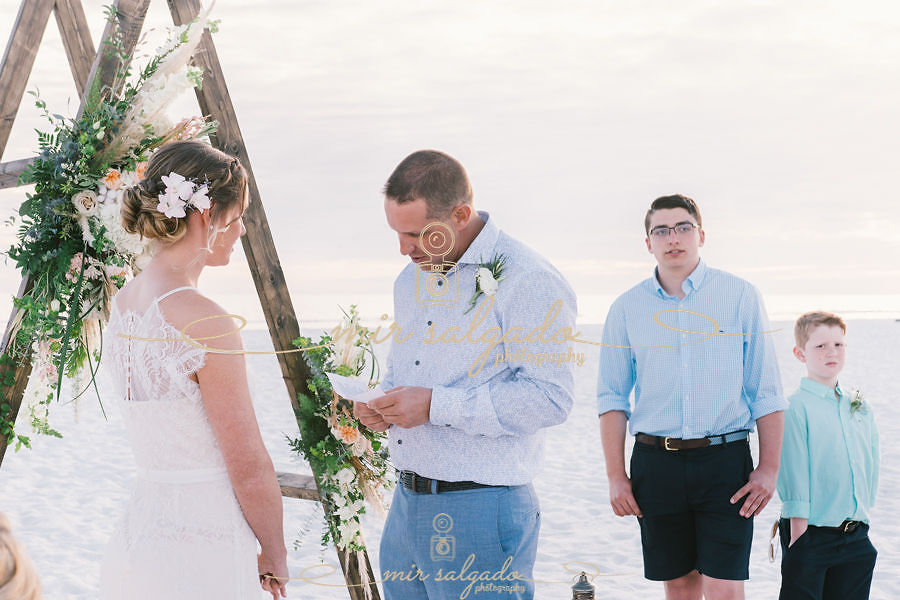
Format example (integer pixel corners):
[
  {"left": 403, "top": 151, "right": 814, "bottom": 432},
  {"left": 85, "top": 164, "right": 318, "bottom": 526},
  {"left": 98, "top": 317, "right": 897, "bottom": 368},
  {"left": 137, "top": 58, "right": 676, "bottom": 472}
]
[{"left": 571, "top": 571, "right": 595, "bottom": 599}]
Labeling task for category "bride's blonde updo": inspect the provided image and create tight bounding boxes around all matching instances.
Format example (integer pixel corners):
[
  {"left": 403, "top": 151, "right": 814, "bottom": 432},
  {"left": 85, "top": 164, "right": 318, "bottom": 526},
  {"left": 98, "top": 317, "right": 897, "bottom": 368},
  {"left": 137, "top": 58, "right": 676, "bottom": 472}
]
[{"left": 122, "top": 140, "right": 248, "bottom": 244}]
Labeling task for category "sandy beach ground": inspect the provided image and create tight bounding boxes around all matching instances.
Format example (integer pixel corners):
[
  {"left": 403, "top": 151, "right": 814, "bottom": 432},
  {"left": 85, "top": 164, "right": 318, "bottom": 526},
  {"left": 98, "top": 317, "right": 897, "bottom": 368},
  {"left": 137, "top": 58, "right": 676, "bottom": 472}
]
[{"left": 1, "top": 319, "right": 897, "bottom": 599}]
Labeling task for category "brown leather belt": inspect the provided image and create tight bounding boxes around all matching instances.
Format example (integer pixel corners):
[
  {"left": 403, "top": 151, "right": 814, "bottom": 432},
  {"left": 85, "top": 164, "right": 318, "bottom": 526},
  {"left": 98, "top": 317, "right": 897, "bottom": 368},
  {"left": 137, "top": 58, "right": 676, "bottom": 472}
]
[{"left": 635, "top": 430, "right": 749, "bottom": 451}]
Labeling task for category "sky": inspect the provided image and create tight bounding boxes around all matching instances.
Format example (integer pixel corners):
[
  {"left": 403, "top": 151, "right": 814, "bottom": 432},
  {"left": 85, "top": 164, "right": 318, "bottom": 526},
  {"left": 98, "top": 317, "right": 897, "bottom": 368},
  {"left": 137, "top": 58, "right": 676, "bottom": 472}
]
[{"left": 0, "top": 0, "right": 898, "bottom": 324}]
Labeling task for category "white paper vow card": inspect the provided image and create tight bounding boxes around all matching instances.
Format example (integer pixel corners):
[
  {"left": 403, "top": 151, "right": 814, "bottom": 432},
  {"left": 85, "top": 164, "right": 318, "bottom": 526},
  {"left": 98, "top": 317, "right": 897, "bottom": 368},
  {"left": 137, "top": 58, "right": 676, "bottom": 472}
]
[{"left": 326, "top": 372, "right": 384, "bottom": 404}]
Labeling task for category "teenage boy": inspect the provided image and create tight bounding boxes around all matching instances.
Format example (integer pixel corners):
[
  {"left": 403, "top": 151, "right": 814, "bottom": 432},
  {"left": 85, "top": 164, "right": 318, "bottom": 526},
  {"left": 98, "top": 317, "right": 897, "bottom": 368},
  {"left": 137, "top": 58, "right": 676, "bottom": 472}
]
[
  {"left": 597, "top": 194, "right": 786, "bottom": 600},
  {"left": 776, "top": 311, "right": 879, "bottom": 600}
]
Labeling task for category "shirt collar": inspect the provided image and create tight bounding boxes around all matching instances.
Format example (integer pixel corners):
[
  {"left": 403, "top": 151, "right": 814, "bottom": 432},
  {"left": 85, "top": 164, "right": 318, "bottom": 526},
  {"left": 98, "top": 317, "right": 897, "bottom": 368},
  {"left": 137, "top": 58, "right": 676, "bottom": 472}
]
[
  {"left": 800, "top": 377, "right": 842, "bottom": 401},
  {"left": 456, "top": 211, "right": 500, "bottom": 265},
  {"left": 652, "top": 258, "right": 708, "bottom": 298}
]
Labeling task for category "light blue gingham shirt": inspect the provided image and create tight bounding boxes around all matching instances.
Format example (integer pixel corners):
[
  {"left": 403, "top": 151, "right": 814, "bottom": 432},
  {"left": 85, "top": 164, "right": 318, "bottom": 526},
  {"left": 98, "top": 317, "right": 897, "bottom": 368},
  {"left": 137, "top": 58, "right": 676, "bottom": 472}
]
[
  {"left": 778, "top": 378, "right": 879, "bottom": 525},
  {"left": 596, "top": 259, "right": 785, "bottom": 437},
  {"left": 383, "top": 212, "right": 577, "bottom": 485}
]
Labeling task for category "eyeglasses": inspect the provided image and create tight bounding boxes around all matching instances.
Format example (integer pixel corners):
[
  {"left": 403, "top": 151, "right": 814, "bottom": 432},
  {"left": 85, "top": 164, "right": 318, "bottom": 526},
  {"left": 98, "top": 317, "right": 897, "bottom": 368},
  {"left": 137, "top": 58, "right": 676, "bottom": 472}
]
[{"left": 649, "top": 223, "right": 699, "bottom": 239}]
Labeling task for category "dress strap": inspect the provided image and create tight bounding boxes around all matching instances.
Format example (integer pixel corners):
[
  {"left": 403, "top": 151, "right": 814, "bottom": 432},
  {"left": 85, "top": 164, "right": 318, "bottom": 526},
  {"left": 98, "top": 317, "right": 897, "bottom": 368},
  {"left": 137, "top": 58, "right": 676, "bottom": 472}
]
[{"left": 156, "top": 286, "right": 198, "bottom": 303}]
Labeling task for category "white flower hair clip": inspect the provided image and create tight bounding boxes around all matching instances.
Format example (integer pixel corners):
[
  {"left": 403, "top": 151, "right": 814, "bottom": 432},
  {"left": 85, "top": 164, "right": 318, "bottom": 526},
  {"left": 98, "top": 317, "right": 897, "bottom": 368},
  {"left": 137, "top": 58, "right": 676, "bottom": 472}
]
[{"left": 157, "top": 171, "right": 211, "bottom": 219}]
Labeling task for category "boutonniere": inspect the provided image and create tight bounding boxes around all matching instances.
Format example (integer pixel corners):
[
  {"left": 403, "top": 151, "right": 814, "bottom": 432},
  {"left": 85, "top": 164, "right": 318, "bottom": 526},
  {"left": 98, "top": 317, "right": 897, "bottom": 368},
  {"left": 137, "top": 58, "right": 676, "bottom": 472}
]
[
  {"left": 849, "top": 389, "right": 867, "bottom": 414},
  {"left": 464, "top": 253, "right": 507, "bottom": 314}
]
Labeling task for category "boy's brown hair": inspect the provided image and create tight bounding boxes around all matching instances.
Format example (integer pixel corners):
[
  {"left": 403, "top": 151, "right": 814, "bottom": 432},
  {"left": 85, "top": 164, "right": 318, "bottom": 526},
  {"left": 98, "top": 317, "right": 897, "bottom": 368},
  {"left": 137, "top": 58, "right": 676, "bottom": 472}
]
[
  {"left": 644, "top": 194, "right": 702, "bottom": 234},
  {"left": 794, "top": 311, "right": 846, "bottom": 347}
]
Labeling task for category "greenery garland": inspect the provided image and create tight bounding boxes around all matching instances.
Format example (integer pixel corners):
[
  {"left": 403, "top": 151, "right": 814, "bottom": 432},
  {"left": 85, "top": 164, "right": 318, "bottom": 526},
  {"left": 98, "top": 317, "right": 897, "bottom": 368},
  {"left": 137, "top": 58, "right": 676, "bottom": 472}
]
[{"left": 288, "top": 306, "right": 393, "bottom": 553}]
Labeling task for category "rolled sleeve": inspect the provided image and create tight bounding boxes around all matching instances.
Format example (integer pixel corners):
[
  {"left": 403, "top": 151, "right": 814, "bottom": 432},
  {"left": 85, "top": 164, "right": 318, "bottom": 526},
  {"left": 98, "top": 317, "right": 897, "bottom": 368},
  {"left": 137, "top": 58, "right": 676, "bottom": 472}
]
[
  {"left": 741, "top": 285, "right": 786, "bottom": 418},
  {"left": 777, "top": 404, "right": 810, "bottom": 519},
  {"left": 596, "top": 298, "right": 634, "bottom": 419},
  {"left": 747, "top": 395, "right": 787, "bottom": 421},
  {"left": 781, "top": 500, "right": 811, "bottom": 519}
]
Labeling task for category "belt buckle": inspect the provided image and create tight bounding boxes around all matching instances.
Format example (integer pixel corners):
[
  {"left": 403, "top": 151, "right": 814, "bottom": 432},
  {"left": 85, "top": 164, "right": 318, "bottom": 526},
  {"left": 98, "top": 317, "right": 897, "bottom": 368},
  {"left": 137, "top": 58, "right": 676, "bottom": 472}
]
[
  {"left": 407, "top": 471, "right": 417, "bottom": 492},
  {"left": 843, "top": 521, "right": 854, "bottom": 533},
  {"left": 664, "top": 437, "right": 678, "bottom": 451}
]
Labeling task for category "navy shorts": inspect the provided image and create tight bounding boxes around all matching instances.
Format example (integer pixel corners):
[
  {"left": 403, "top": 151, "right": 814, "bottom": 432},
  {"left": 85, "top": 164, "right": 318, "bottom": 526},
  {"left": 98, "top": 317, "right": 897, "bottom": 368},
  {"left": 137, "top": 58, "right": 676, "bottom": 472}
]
[{"left": 630, "top": 437, "right": 754, "bottom": 581}]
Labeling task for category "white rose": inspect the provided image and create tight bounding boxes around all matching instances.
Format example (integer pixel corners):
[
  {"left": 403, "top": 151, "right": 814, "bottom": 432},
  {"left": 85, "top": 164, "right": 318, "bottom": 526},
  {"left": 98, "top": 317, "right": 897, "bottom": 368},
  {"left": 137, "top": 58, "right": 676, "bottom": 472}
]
[
  {"left": 476, "top": 267, "right": 499, "bottom": 296},
  {"left": 351, "top": 435, "right": 371, "bottom": 457},
  {"left": 337, "top": 521, "right": 360, "bottom": 545},
  {"left": 72, "top": 190, "right": 99, "bottom": 216},
  {"left": 336, "top": 503, "right": 358, "bottom": 521},
  {"left": 336, "top": 467, "right": 356, "bottom": 487}
]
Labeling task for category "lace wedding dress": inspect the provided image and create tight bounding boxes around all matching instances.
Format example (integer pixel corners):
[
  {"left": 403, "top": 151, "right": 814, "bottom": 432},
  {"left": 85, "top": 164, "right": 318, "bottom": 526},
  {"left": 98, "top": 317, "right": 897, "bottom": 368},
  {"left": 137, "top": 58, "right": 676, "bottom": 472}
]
[{"left": 99, "top": 286, "right": 261, "bottom": 599}]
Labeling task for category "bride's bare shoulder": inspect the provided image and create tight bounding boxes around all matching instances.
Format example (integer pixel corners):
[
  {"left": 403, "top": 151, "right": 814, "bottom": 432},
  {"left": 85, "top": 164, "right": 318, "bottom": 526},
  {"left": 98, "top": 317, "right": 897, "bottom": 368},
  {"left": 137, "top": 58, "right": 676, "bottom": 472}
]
[{"left": 160, "top": 291, "right": 243, "bottom": 352}]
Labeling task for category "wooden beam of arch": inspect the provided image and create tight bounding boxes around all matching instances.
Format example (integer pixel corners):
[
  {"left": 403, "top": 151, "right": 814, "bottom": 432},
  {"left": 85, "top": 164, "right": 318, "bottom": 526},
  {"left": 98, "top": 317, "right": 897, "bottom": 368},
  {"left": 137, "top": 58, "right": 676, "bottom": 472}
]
[
  {"left": 0, "top": 157, "right": 33, "bottom": 189},
  {"left": 54, "top": 0, "right": 96, "bottom": 98},
  {"left": 0, "top": 0, "right": 55, "bottom": 159}
]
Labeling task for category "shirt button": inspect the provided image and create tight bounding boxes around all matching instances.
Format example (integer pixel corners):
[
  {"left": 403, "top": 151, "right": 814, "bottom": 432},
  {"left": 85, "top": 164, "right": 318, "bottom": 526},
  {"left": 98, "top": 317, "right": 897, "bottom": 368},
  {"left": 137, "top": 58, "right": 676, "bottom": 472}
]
[
  {"left": 445, "top": 424, "right": 451, "bottom": 427},
  {"left": 415, "top": 360, "right": 420, "bottom": 365},
  {"left": 397, "top": 439, "right": 402, "bottom": 444},
  {"left": 437, "top": 280, "right": 443, "bottom": 286},
  {"left": 427, "top": 321, "right": 432, "bottom": 326}
]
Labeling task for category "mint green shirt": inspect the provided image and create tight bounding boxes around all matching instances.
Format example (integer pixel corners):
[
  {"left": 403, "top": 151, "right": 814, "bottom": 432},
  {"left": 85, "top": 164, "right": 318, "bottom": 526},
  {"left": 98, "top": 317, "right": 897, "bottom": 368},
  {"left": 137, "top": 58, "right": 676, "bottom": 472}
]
[{"left": 777, "top": 378, "right": 879, "bottom": 526}]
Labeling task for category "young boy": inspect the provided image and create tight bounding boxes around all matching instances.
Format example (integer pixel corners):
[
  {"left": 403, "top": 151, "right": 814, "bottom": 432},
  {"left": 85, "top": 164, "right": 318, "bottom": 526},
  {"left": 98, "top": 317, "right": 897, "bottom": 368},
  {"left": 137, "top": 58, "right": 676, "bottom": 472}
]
[{"left": 777, "top": 311, "right": 879, "bottom": 600}]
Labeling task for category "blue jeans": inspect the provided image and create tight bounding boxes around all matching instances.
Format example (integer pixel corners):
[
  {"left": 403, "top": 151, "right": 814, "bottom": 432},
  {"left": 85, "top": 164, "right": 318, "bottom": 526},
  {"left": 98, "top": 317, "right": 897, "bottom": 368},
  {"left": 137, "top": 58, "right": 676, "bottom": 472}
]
[{"left": 379, "top": 483, "right": 540, "bottom": 600}]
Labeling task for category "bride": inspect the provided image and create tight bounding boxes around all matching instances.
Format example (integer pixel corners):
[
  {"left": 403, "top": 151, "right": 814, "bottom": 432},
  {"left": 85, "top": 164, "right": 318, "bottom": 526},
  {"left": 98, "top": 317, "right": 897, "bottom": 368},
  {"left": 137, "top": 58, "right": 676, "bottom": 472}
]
[{"left": 100, "top": 140, "right": 288, "bottom": 599}]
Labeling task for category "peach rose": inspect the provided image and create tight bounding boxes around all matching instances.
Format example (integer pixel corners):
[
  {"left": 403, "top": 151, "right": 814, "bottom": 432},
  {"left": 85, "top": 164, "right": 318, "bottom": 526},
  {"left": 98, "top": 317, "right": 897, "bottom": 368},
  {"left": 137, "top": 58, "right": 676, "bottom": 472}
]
[
  {"left": 334, "top": 424, "right": 360, "bottom": 445},
  {"left": 100, "top": 169, "right": 123, "bottom": 190}
]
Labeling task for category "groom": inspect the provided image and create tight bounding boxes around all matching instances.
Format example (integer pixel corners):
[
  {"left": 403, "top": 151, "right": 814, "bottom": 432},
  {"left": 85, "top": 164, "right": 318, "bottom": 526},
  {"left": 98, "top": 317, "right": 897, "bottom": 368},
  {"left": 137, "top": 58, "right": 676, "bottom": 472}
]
[{"left": 355, "top": 150, "right": 577, "bottom": 600}]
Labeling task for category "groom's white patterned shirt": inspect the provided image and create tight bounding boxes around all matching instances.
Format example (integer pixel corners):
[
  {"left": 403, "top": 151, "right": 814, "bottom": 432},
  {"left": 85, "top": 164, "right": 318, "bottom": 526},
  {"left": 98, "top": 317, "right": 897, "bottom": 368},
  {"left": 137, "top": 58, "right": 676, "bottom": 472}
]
[{"left": 382, "top": 212, "right": 577, "bottom": 485}]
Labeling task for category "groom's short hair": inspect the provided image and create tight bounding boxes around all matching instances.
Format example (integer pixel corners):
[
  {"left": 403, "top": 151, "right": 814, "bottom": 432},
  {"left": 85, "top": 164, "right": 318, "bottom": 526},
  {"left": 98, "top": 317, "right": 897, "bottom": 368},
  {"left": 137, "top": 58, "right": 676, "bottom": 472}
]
[
  {"left": 384, "top": 150, "right": 473, "bottom": 218},
  {"left": 644, "top": 194, "right": 703, "bottom": 234}
]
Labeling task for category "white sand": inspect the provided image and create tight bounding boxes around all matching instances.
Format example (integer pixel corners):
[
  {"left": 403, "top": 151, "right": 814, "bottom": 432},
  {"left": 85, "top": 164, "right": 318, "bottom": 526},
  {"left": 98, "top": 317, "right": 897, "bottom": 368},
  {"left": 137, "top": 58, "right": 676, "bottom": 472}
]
[{"left": 1, "top": 320, "right": 897, "bottom": 598}]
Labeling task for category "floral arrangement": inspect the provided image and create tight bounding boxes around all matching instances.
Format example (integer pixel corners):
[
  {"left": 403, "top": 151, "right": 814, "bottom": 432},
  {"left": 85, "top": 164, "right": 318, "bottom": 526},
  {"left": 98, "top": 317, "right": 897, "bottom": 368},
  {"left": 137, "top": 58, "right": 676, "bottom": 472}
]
[
  {"left": 287, "top": 306, "right": 393, "bottom": 579},
  {"left": 0, "top": 5, "right": 219, "bottom": 450},
  {"left": 465, "top": 253, "right": 507, "bottom": 314}
]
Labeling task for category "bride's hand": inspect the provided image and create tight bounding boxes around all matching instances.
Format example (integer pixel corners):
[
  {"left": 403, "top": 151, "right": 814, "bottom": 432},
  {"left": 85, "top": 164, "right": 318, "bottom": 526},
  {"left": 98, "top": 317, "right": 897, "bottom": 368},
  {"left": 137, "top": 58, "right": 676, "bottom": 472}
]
[{"left": 258, "top": 551, "right": 288, "bottom": 598}]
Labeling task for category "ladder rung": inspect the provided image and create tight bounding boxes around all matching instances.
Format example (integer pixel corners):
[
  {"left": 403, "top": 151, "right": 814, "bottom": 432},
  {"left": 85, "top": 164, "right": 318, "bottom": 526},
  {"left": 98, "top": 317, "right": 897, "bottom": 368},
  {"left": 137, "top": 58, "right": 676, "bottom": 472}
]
[{"left": 276, "top": 470, "right": 320, "bottom": 501}]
